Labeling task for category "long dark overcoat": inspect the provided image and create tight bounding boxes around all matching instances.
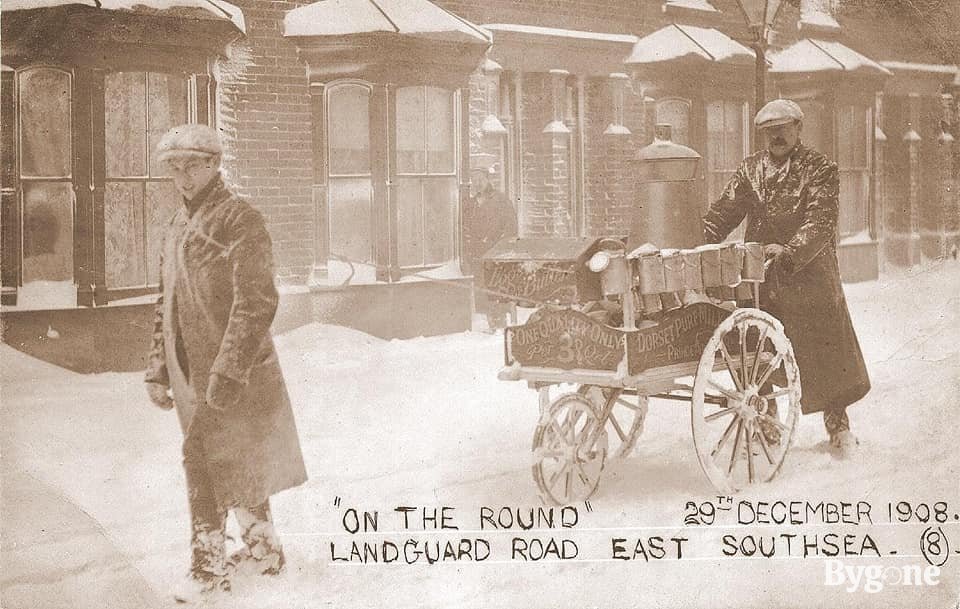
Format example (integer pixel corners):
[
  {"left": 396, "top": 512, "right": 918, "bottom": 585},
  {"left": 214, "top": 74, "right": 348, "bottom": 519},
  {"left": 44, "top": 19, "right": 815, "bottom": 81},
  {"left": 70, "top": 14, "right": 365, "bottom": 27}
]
[
  {"left": 462, "top": 185, "right": 518, "bottom": 276},
  {"left": 146, "top": 177, "right": 307, "bottom": 510},
  {"left": 702, "top": 143, "right": 870, "bottom": 414}
]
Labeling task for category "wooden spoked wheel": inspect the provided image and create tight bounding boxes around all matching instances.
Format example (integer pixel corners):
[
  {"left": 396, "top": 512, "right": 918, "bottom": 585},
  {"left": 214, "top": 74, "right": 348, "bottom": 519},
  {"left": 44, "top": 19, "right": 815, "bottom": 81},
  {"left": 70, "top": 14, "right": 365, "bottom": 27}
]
[
  {"left": 690, "top": 309, "right": 801, "bottom": 493},
  {"left": 532, "top": 393, "right": 608, "bottom": 505},
  {"left": 579, "top": 386, "right": 648, "bottom": 459}
]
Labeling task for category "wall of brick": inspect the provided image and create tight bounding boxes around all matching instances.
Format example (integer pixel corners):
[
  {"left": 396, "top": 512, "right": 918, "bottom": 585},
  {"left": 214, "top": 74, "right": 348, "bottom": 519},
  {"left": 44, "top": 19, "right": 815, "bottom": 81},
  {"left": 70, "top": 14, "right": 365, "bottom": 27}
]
[
  {"left": 517, "top": 72, "right": 577, "bottom": 236},
  {"left": 582, "top": 76, "right": 651, "bottom": 236},
  {"left": 214, "top": 0, "right": 315, "bottom": 285}
]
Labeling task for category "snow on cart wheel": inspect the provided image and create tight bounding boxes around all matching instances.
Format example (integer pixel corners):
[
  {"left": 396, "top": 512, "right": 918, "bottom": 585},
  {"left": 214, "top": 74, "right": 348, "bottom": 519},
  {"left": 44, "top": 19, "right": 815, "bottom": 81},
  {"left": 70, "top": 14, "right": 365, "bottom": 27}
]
[
  {"left": 532, "top": 393, "right": 608, "bottom": 505},
  {"left": 578, "top": 386, "right": 648, "bottom": 459},
  {"left": 690, "top": 308, "right": 801, "bottom": 494}
]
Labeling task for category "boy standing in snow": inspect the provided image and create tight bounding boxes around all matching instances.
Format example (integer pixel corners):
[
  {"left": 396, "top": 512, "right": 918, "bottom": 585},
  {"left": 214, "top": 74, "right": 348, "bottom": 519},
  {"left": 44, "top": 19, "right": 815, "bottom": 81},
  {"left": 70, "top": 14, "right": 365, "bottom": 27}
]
[
  {"left": 143, "top": 124, "right": 307, "bottom": 598},
  {"left": 702, "top": 99, "right": 871, "bottom": 458}
]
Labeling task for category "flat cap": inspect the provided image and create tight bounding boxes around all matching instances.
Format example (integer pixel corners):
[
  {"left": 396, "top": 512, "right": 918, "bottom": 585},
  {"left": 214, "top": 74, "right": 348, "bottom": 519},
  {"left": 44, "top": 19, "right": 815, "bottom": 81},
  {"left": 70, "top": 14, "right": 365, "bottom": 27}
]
[
  {"left": 156, "top": 124, "right": 223, "bottom": 162},
  {"left": 754, "top": 99, "right": 804, "bottom": 129}
]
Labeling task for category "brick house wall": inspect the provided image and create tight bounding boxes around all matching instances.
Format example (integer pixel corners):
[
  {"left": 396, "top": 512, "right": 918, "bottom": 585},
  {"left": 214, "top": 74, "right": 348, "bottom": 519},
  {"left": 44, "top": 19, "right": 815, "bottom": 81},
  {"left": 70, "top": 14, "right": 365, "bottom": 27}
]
[
  {"left": 215, "top": 0, "right": 315, "bottom": 285},
  {"left": 582, "top": 77, "right": 650, "bottom": 236}
]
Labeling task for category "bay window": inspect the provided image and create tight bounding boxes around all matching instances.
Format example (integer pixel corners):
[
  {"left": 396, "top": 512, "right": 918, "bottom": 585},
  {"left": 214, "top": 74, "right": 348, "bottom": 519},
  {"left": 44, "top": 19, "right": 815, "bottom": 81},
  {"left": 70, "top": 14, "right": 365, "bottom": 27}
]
[
  {"left": 2, "top": 64, "right": 207, "bottom": 307},
  {"left": 0, "top": 2, "right": 238, "bottom": 307},
  {"left": 320, "top": 81, "right": 463, "bottom": 283}
]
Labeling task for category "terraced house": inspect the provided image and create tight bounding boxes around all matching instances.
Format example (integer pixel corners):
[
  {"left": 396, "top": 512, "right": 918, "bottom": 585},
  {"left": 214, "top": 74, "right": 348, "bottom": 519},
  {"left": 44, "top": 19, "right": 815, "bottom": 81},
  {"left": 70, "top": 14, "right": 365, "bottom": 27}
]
[{"left": 1, "top": 0, "right": 957, "bottom": 370}]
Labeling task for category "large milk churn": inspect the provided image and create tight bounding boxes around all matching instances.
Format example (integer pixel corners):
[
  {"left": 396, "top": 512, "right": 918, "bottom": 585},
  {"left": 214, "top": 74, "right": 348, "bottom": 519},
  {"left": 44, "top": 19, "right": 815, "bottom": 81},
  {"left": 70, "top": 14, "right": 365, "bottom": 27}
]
[{"left": 628, "top": 124, "right": 703, "bottom": 251}]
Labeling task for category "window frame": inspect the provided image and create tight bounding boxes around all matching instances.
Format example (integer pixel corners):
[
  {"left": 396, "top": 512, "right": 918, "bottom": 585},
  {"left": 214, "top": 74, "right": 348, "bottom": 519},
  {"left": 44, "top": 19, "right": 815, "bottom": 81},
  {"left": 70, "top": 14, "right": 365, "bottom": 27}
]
[
  {"left": 324, "top": 80, "right": 377, "bottom": 282},
  {"left": 393, "top": 85, "right": 460, "bottom": 271},
  {"left": 836, "top": 103, "right": 872, "bottom": 239},
  {"left": 14, "top": 66, "right": 76, "bottom": 295},
  {"left": 103, "top": 70, "right": 192, "bottom": 291}
]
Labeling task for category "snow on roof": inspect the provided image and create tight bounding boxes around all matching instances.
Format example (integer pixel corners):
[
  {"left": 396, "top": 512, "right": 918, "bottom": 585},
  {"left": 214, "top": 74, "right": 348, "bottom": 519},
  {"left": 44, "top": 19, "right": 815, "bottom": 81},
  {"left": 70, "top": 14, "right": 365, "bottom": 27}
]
[
  {"left": 625, "top": 23, "right": 753, "bottom": 65},
  {"left": 2, "top": 0, "right": 245, "bottom": 32},
  {"left": 284, "top": 0, "right": 490, "bottom": 45},
  {"left": 880, "top": 61, "right": 959, "bottom": 75},
  {"left": 770, "top": 38, "right": 891, "bottom": 76},
  {"left": 664, "top": 0, "right": 719, "bottom": 12},
  {"left": 800, "top": 6, "right": 840, "bottom": 30},
  {"left": 482, "top": 23, "right": 637, "bottom": 44}
]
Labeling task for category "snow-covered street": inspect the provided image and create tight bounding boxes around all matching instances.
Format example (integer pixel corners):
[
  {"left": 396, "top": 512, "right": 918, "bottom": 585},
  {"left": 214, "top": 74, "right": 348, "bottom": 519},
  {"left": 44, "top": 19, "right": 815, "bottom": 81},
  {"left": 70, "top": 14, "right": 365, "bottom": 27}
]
[{"left": 3, "top": 261, "right": 959, "bottom": 609}]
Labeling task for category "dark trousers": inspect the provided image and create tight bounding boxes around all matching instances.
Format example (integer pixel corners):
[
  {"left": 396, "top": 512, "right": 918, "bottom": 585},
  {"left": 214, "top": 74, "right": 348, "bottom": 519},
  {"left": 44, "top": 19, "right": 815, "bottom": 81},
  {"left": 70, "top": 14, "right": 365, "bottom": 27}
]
[{"left": 183, "top": 428, "right": 279, "bottom": 580}]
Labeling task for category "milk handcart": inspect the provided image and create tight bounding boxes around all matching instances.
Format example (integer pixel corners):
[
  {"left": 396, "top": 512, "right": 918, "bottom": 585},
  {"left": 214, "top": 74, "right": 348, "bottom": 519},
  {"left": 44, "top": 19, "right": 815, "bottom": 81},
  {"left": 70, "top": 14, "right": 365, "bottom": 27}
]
[{"left": 483, "top": 126, "right": 801, "bottom": 504}]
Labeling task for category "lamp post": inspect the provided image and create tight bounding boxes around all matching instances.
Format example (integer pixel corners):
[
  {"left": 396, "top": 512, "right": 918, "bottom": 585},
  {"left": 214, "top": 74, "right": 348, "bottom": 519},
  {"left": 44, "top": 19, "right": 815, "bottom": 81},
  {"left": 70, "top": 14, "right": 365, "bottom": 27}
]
[{"left": 735, "top": 0, "right": 787, "bottom": 144}]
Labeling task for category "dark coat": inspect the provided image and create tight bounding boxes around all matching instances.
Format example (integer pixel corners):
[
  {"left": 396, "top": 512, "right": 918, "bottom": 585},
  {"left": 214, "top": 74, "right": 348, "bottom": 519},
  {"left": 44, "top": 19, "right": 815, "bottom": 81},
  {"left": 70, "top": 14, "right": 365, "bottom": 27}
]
[
  {"left": 462, "top": 184, "right": 518, "bottom": 277},
  {"left": 146, "top": 177, "right": 307, "bottom": 510},
  {"left": 703, "top": 143, "right": 870, "bottom": 414}
]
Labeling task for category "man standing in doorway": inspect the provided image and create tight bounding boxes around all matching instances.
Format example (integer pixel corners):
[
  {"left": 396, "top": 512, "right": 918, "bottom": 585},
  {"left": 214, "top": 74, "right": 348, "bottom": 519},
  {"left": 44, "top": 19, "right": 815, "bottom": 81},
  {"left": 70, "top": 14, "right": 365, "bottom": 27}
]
[
  {"left": 702, "top": 99, "right": 871, "bottom": 458},
  {"left": 463, "top": 153, "right": 518, "bottom": 331},
  {"left": 144, "top": 124, "right": 307, "bottom": 598}
]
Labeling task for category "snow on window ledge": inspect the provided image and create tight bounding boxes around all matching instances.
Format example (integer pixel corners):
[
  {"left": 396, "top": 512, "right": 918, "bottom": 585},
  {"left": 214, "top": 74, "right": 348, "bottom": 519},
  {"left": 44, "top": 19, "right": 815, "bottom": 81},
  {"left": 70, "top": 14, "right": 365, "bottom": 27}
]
[
  {"left": 839, "top": 230, "right": 875, "bottom": 246},
  {"left": 306, "top": 260, "right": 471, "bottom": 290}
]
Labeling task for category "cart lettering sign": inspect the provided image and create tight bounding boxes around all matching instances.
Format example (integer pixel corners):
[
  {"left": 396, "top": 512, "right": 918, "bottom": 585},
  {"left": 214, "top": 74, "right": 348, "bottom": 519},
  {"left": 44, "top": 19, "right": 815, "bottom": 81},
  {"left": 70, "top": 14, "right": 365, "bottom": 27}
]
[
  {"left": 485, "top": 262, "right": 584, "bottom": 304},
  {"left": 508, "top": 309, "right": 624, "bottom": 371},
  {"left": 627, "top": 303, "right": 729, "bottom": 374}
]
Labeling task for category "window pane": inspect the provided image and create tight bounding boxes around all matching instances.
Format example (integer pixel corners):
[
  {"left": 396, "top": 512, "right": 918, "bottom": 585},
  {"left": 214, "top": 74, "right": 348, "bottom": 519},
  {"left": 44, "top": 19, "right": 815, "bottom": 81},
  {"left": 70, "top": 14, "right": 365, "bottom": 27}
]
[
  {"left": 22, "top": 181, "right": 73, "bottom": 282},
  {"left": 328, "top": 85, "right": 371, "bottom": 175},
  {"left": 837, "top": 106, "right": 852, "bottom": 166},
  {"left": 423, "top": 177, "right": 456, "bottom": 264},
  {"left": 724, "top": 101, "right": 743, "bottom": 165},
  {"left": 328, "top": 177, "right": 373, "bottom": 264},
  {"left": 655, "top": 99, "right": 689, "bottom": 146},
  {"left": 425, "top": 87, "right": 454, "bottom": 173},
  {"left": 105, "top": 72, "right": 147, "bottom": 177},
  {"left": 854, "top": 107, "right": 868, "bottom": 167},
  {"left": 706, "top": 102, "right": 723, "bottom": 172},
  {"left": 797, "top": 100, "right": 826, "bottom": 154},
  {"left": 146, "top": 181, "right": 179, "bottom": 285},
  {"left": 396, "top": 87, "right": 426, "bottom": 173},
  {"left": 19, "top": 69, "right": 71, "bottom": 178},
  {"left": 839, "top": 170, "right": 868, "bottom": 236},
  {"left": 148, "top": 73, "right": 189, "bottom": 177},
  {"left": 396, "top": 177, "right": 424, "bottom": 267},
  {"left": 105, "top": 182, "right": 146, "bottom": 287}
]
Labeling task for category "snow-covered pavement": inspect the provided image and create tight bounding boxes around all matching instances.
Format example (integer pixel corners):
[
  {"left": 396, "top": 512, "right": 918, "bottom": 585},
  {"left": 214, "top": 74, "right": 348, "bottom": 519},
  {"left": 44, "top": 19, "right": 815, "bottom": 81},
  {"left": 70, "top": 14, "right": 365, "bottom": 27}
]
[{"left": 2, "top": 261, "right": 959, "bottom": 608}]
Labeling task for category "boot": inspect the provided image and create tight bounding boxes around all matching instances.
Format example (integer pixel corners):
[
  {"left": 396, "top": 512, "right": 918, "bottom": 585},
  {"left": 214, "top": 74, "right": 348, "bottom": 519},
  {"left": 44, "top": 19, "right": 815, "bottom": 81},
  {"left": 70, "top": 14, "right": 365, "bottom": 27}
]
[
  {"left": 829, "top": 430, "right": 859, "bottom": 459},
  {"left": 230, "top": 504, "right": 286, "bottom": 576},
  {"left": 172, "top": 573, "right": 230, "bottom": 604}
]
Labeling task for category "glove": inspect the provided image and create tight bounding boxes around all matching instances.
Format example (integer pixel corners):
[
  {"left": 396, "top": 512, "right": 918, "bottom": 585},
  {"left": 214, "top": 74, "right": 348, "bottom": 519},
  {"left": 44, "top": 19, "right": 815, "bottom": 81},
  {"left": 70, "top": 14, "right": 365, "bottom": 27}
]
[
  {"left": 762, "top": 244, "right": 793, "bottom": 303},
  {"left": 145, "top": 382, "right": 174, "bottom": 410},
  {"left": 205, "top": 373, "right": 244, "bottom": 411}
]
